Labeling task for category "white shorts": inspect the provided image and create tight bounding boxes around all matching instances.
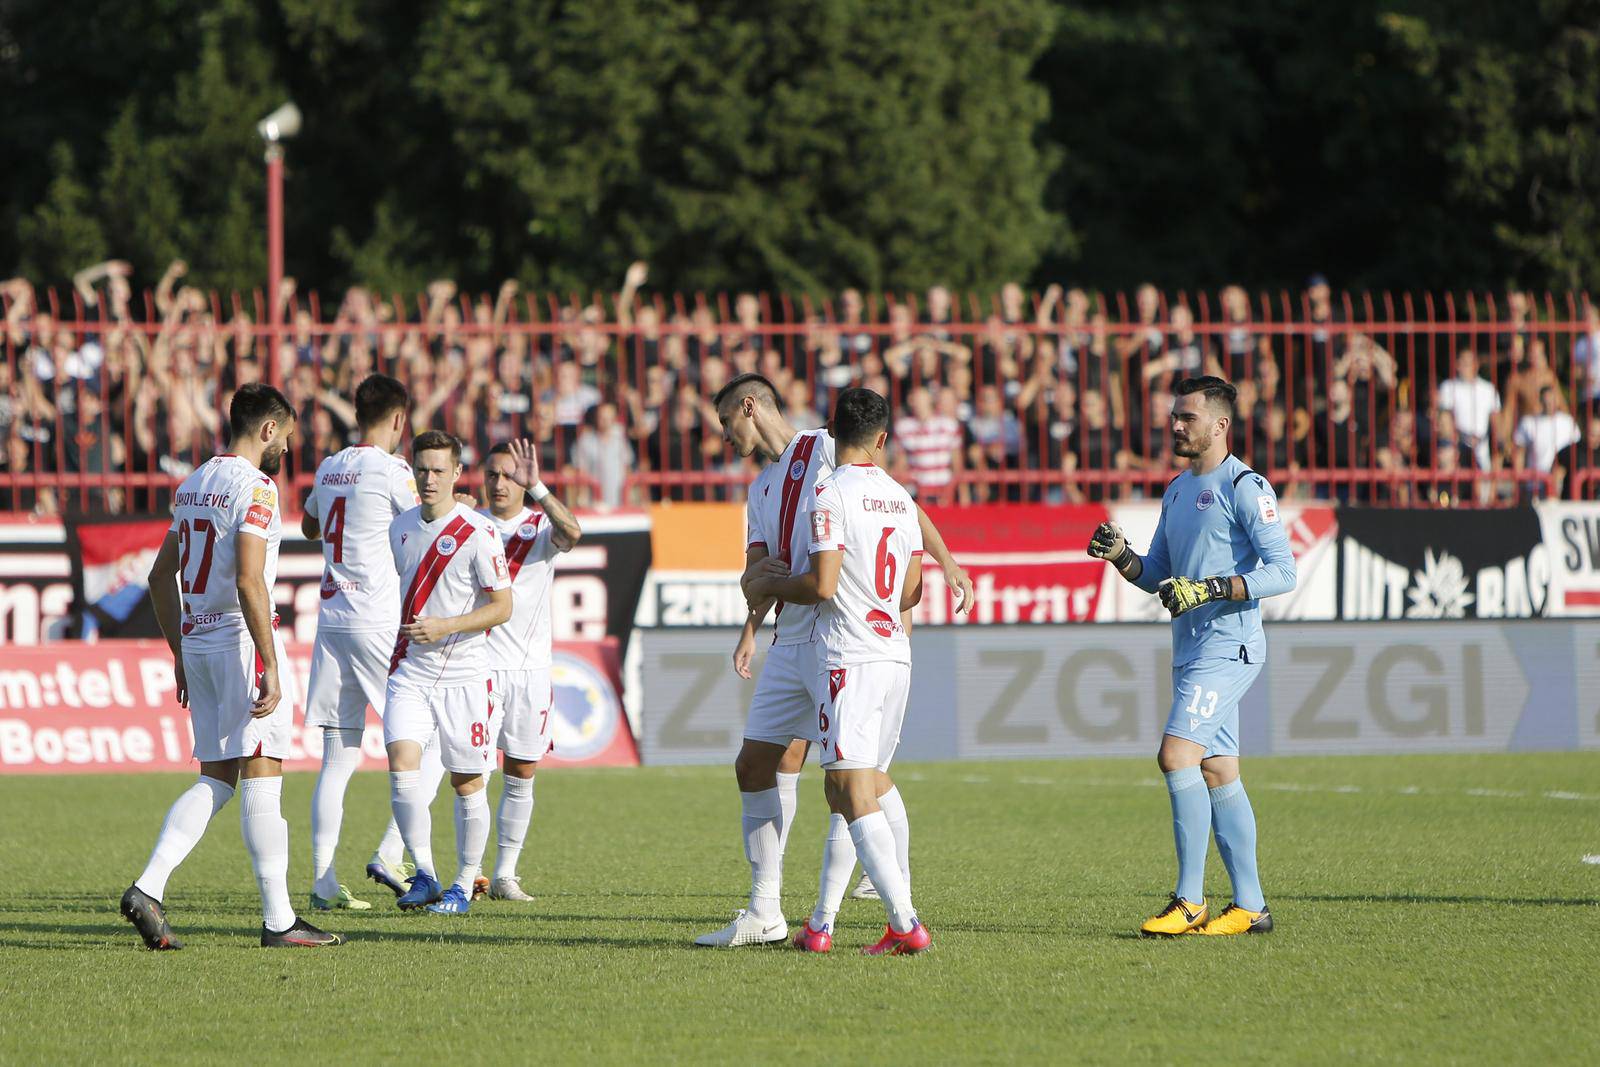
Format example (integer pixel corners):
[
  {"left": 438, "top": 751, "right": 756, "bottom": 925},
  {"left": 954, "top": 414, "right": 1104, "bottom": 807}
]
[
  {"left": 744, "top": 640, "right": 822, "bottom": 746},
  {"left": 304, "top": 628, "right": 393, "bottom": 730},
  {"left": 817, "top": 660, "right": 910, "bottom": 773},
  {"left": 494, "top": 668, "right": 554, "bottom": 762},
  {"left": 383, "top": 676, "right": 502, "bottom": 775},
  {"left": 184, "top": 631, "right": 294, "bottom": 763}
]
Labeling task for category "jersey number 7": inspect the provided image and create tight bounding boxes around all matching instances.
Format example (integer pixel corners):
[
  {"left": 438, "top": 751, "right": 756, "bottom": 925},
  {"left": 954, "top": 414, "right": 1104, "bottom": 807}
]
[{"left": 178, "top": 518, "right": 216, "bottom": 594}]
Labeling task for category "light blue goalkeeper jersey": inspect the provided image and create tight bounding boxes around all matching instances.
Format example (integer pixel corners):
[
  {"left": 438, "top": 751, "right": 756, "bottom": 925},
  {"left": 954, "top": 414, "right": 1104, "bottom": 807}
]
[{"left": 1133, "top": 453, "right": 1297, "bottom": 667}]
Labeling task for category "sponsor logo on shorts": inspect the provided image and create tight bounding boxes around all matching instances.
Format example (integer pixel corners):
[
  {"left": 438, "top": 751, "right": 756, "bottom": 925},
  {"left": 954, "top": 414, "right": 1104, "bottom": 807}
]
[
  {"left": 865, "top": 608, "right": 899, "bottom": 638},
  {"left": 1196, "top": 489, "right": 1215, "bottom": 511}
]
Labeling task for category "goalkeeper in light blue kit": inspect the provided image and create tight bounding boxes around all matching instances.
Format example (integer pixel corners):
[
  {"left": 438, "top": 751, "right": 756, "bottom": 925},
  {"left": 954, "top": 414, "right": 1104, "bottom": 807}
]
[{"left": 1089, "top": 376, "right": 1296, "bottom": 936}]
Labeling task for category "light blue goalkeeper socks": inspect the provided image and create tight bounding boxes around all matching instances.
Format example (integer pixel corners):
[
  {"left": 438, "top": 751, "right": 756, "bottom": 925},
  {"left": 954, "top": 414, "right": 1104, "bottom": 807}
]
[
  {"left": 1165, "top": 766, "right": 1210, "bottom": 902},
  {"left": 1209, "top": 778, "right": 1265, "bottom": 911}
]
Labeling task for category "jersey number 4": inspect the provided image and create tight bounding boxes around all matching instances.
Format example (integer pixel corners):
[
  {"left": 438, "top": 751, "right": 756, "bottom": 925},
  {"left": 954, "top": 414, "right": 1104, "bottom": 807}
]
[
  {"left": 874, "top": 527, "right": 898, "bottom": 599},
  {"left": 323, "top": 495, "right": 349, "bottom": 563},
  {"left": 177, "top": 518, "right": 216, "bottom": 594}
]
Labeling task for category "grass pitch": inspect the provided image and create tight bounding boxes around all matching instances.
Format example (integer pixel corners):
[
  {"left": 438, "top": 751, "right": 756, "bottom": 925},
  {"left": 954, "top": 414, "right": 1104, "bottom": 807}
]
[{"left": 2, "top": 753, "right": 1598, "bottom": 1064}]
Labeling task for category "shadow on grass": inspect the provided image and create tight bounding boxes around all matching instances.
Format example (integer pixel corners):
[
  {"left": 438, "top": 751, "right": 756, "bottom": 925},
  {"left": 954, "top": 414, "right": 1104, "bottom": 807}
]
[{"left": 1276, "top": 893, "right": 1600, "bottom": 908}]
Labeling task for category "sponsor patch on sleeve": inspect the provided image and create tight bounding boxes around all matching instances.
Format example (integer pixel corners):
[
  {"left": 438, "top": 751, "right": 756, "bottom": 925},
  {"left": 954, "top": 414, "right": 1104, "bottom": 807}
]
[
  {"left": 1256, "top": 495, "right": 1279, "bottom": 524},
  {"left": 251, "top": 485, "right": 277, "bottom": 507},
  {"left": 244, "top": 504, "right": 273, "bottom": 529},
  {"left": 811, "top": 509, "right": 832, "bottom": 542},
  {"left": 494, "top": 553, "right": 508, "bottom": 581}
]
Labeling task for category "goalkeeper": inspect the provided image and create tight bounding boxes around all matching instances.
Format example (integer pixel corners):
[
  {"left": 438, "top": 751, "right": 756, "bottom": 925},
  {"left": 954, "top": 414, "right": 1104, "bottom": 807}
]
[{"left": 1087, "top": 376, "right": 1296, "bottom": 938}]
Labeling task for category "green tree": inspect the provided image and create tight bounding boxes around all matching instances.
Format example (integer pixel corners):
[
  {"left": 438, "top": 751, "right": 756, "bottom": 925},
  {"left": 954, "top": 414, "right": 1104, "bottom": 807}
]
[{"left": 17, "top": 143, "right": 108, "bottom": 283}]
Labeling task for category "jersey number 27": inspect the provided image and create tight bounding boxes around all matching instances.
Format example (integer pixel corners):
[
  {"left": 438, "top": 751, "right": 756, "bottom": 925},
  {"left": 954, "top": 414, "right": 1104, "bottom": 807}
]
[{"left": 178, "top": 518, "right": 216, "bottom": 594}]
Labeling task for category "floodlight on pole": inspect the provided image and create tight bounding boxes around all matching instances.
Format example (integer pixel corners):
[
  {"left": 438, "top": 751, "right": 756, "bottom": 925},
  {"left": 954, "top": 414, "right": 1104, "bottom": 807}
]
[{"left": 258, "top": 102, "right": 301, "bottom": 388}]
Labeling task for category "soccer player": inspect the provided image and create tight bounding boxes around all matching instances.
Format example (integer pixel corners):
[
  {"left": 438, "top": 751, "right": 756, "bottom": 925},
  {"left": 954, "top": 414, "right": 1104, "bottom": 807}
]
[
  {"left": 477, "top": 439, "right": 582, "bottom": 901},
  {"left": 748, "top": 387, "right": 931, "bottom": 955},
  {"left": 121, "top": 383, "right": 341, "bottom": 949},
  {"left": 301, "top": 373, "right": 432, "bottom": 911},
  {"left": 1088, "top": 375, "right": 1296, "bottom": 936},
  {"left": 384, "top": 431, "right": 514, "bottom": 915},
  {"left": 692, "top": 373, "right": 971, "bottom": 948}
]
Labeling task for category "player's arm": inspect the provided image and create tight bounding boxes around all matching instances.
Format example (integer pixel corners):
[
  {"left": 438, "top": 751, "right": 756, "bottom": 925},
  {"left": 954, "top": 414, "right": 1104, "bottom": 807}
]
[
  {"left": 1088, "top": 506, "right": 1171, "bottom": 589},
  {"left": 509, "top": 437, "right": 581, "bottom": 550},
  {"left": 900, "top": 552, "right": 924, "bottom": 610},
  {"left": 235, "top": 532, "right": 281, "bottom": 719},
  {"left": 913, "top": 504, "right": 974, "bottom": 615},
  {"left": 1156, "top": 478, "right": 1298, "bottom": 618},
  {"left": 146, "top": 530, "right": 188, "bottom": 707},
  {"left": 750, "top": 548, "right": 841, "bottom": 605},
  {"left": 401, "top": 585, "right": 513, "bottom": 643}
]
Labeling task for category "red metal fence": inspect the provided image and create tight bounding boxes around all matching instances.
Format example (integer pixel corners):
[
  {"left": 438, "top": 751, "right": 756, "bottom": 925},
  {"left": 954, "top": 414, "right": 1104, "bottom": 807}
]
[{"left": 3, "top": 281, "right": 1598, "bottom": 515}]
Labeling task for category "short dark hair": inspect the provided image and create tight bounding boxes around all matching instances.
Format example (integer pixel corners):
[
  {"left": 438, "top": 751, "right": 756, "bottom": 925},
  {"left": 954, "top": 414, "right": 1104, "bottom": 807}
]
[
  {"left": 355, "top": 374, "right": 409, "bottom": 428},
  {"left": 228, "top": 382, "right": 294, "bottom": 439},
  {"left": 712, "top": 372, "right": 781, "bottom": 411},
  {"left": 832, "top": 387, "right": 891, "bottom": 448},
  {"left": 487, "top": 441, "right": 514, "bottom": 459},
  {"left": 412, "top": 430, "right": 463, "bottom": 464},
  {"left": 1175, "top": 376, "right": 1237, "bottom": 418}
]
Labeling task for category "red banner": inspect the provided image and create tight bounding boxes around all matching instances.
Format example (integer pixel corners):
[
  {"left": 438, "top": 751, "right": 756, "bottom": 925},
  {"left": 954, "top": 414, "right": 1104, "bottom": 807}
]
[
  {"left": 0, "top": 638, "right": 637, "bottom": 775},
  {"left": 913, "top": 503, "right": 1112, "bottom": 624}
]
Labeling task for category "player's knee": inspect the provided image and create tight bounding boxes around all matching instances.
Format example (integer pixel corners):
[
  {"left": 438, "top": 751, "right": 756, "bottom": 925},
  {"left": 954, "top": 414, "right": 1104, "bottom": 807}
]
[
  {"left": 734, "top": 743, "right": 780, "bottom": 791},
  {"left": 1156, "top": 735, "right": 1201, "bottom": 774},
  {"left": 451, "top": 772, "right": 485, "bottom": 795}
]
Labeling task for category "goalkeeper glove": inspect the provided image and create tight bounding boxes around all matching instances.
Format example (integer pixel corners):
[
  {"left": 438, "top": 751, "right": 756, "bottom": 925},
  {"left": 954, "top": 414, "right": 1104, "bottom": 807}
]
[
  {"left": 1157, "top": 576, "right": 1231, "bottom": 617},
  {"left": 1087, "top": 521, "right": 1135, "bottom": 569}
]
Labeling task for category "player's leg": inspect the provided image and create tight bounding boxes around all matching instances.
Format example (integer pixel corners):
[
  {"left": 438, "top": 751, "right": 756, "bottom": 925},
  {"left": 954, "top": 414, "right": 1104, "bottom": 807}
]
[
  {"left": 851, "top": 769, "right": 909, "bottom": 900},
  {"left": 386, "top": 681, "right": 444, "bottom": 909},
  {"left": 775, "top": 736, "right": 807, "bottom": 856},
  {"left": 490, "top": 670, "right": 548, "bottom": 901},
  {"left": 242, "top": 753, "right": 342, "bottom": 947},
  {"left": 306, "top": 631, "right": 372, "bottom": 909},
  {"left": 426, "top": 682, "right": 498, "bottom": 914},
  {"left": 826, "top": 662, "right": 926, "bottom": 955},
  {"left": 1142, "top": 659, "right": 1236, "bottom": 936},
  {"left": 1195, "top": 662, "right": 1272, "bottom": 936},
  {"left": 121, "top": 650, "right": 236, "bottom": 950}
]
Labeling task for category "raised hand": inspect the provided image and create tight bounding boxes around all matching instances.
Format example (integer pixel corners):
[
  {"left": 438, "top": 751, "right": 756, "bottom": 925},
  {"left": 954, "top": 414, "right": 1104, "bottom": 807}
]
[{"left": 508, "top": 437, "right": 541, "bottom": 488}]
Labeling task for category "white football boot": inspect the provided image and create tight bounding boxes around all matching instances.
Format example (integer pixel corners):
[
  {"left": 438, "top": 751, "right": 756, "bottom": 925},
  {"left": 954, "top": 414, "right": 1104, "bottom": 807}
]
[
  {"left": 489, "top": 876, "right": 534, "bottom": 902},
  {"left": 693, "top": 909, "right": 788, "bottom": 947},
  {"left": 849, "top": 870, "right": 880, "bottom": 900}
]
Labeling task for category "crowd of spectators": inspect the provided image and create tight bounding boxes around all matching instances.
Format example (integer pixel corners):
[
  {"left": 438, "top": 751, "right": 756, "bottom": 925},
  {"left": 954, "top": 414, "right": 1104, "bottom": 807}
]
[{"left": 4, "top": 259, "right": 1600, "bottom": 517}]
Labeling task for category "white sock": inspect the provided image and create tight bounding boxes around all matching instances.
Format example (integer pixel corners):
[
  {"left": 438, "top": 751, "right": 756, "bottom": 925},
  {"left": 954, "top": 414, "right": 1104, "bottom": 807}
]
[
  {"left": 135, "top": 775, "right": 234, "bottom": 901},
  {"left": 379, "top": 739, "right": 448, "bottom": 866},
  {"left": 310, "top": 728, "right": 362, "bottom": 896},
  {"left": 850, "top": 810, "right": 916, "bottom": 934},
  {"left": 877, "top": 786, "right": 912, "bottom": 890},
  {"left": 240, "top": 777, "right": 295, "bottom": 933},
  {"left": 389, "top": 770, "right": 435, "bottom": 879},
  {"left": 809, "top": 813, "right": 856, "bottom": 931},
  {"left": 494, "top": 775, "right": 536, "bottom": 881},
  {"left": 741, "top": 788, "right": 783, "bottom": 920},
  {"left": 775, "top": 771, "right": 801, "bottom": 856},
  {"left": 453, "top": 789, "right": 491, "bottom": 893}
]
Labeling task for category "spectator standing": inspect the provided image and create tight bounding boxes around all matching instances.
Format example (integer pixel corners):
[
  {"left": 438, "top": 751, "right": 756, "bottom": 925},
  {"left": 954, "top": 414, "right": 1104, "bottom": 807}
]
[
  {"left": 1570, "top": 303, "right": 1600, "bottom": 412},
  {"left": 571, "top": 402, "right": 632, "bottom": 510},
  {"left": 1435, "top": 349, "right": 1501, "bottom": 469},
  {"left": 896, "top": 387, "right": 963, "bottom": 503},
  {"left": 1557, "top": 415, "right": 1600, "bottom": 500},
  {"left": 1513, "top": 385, "right": 1580, "bottom": 498}
]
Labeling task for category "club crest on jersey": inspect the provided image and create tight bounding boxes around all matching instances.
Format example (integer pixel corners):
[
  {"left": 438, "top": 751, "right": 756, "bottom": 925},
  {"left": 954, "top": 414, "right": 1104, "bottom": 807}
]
[
  {"left": 789, "top": 458, "right": 806, "bottom": 480},
  {"left": 517, "top": 522, "right": 538, "bottom": 540},
  {"left": 437, "top": 535, "right": 458, "bottom": 556},
  {"left": 1195, "top": 489, "right": 1215, "bottom": 511}
]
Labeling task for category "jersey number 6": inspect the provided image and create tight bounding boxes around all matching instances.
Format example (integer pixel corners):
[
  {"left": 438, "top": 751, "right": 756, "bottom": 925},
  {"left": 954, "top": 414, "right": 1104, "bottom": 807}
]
[{"left": 874, "top": 526, "right": 898, "bottom": 599}]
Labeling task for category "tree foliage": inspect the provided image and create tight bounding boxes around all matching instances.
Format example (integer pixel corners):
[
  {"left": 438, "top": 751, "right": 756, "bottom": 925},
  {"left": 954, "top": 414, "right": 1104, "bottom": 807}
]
[{"left": 1, "top": 0, "right": 1598, "bottom": 296}]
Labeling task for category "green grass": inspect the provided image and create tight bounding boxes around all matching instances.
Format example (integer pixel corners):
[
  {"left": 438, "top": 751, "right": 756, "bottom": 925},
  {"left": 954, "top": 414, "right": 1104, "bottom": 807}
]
[{"left": 2, "top": 754, "right": 1599, "bottom": 1064}]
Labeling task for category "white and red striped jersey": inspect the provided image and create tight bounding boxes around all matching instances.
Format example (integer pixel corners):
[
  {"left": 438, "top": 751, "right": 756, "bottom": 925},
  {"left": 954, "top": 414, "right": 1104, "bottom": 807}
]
[
  {"left": 168, "top": 454, "right": 282, "bottom": 652},
  {"left": 745, "top": 428, "right": 836, "bottom": 646},
  {"left": 479, "top": 505, "right": 562, "bottom": 671},
  {"left": 305, "top": 445, "right": 419, "bottom": 632},
  {"left": 387, "top": 502, "right": 511, "bottom": 687},
  {"left": 807, "top": 463, "right": 923, "bottom": 667},
  {"left": 895, "top": 415, "right": 962, "bottom": 490}
]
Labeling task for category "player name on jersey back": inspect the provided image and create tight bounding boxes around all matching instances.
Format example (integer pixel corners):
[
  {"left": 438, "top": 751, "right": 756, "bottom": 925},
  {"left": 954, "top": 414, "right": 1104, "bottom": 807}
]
[
  {"left": 808, "top": 463, "right": 924, "bottom": 667},
  {"left": 306, "top": 445, "right": 419, "bottom": 631},
  {"left": 480, "top": 506, "right": 560, "bottom": 671},
  {"left": 747, "top": 429, "right": 836, "bottom": 645},
  {"left": 388, "top": 502, "right": 511, "bottom": 688},
  {"left": 170, "top": 454, "right": 282, "bottom": 652}
]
